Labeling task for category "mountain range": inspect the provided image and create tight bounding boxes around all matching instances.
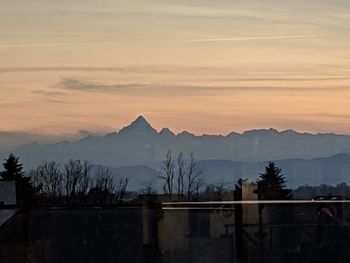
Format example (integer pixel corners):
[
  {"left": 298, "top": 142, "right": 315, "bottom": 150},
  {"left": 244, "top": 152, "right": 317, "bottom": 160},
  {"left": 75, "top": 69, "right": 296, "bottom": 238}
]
[
  {"left": 4, "top": 115, "right": 350, "bottom": 167},
  {"left": 2, "top": 115, "right": 350, "bottom": 189}
]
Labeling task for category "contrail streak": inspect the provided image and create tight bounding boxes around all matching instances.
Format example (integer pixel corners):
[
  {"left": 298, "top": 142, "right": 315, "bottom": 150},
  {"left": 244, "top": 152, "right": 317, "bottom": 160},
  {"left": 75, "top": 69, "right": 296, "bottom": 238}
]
[
  {"left": 178, "top": 35, "right": 317, "bottom": 43},
  {"left": 0, "top": 35, "right": 316, "bottom": 48}
]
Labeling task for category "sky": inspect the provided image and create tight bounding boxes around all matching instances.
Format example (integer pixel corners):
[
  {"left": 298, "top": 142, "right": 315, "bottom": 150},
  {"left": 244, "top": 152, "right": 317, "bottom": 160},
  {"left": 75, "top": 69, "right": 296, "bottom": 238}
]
[{"left": 1, "top": 0, "right": 350, "bottom": 136}]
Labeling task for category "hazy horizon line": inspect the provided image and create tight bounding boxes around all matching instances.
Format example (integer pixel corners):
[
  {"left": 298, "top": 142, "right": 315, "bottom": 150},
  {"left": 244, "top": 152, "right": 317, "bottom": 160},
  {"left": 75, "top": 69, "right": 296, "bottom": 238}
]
[{"left": 1, "top": 116, "right": 349, "bottom": 138}]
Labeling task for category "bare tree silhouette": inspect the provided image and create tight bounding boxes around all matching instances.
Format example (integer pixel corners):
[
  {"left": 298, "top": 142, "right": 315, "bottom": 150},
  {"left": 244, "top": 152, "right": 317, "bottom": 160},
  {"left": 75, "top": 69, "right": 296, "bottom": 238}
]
[{"left": 160, "top": 150, "right": 175, "bottom": 195}]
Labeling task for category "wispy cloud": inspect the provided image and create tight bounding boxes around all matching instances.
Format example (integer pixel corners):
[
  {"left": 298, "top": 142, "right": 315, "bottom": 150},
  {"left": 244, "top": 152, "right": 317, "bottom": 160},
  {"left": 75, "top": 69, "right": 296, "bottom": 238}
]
[
  {"left": 0, "top": 42, "right": 123, "bottom": 49},
  {"left": 2, "top": 65, "right": 346, "bottom": 79},
  {"left": 177, "top": 35, "right": 317, "bottom": 43},
  {"left": 0, "top": 66, "right": 180, "bottom": 74},
  {"left": 57, "top": 78, "right": 207, "bottom": 97},
  {"left": 57, "top": 78, "right": 350, "bottom": 96},
  {"left": 31, "top": 90, "right": 68, "bottom": 104},
  {"left": 58, "top": 78, "right": 145, "bottom": 92}
]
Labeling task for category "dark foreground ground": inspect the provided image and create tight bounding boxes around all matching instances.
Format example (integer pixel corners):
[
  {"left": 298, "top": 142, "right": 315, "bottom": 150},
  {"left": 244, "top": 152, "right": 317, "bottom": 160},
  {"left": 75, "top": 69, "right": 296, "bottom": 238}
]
[{"left": 1, "top": 203, "right": 350, "bottom": 263}]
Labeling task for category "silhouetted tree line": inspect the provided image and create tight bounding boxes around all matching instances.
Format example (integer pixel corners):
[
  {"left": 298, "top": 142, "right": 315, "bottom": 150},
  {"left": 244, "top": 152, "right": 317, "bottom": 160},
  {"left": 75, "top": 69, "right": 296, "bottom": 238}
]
[
  {"left": 159, "top": 150, "right": 204, "bottom": 200},
  {"left": 293, "top": 183, "right": 350, "bottom": 199},
  {"left": 0, "top": 153, "right": 293, "bottom": 207},
  {"left": 28, "top": 160, "right": 129, "bottom": 206},
  {"left": 202, "top": 182, "right": 235, "bottom": 201},
  {"left": 139, "top": 153, "right": 293, "bottom": 202},
  {"left": 159, "top": 156, "right": 293, "bottom": 202},
  {"left": 0, "top": 154, "right": 129, "bottom": 207},
  {"left": 8, "top": 152, "right": 350, "bottom": 207}
]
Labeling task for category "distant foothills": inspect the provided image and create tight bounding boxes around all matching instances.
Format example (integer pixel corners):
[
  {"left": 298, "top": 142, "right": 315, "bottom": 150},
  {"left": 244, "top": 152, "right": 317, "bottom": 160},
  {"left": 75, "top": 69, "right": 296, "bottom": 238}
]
[{"left": 2, "top": 115, "right": 350, "bottom": 189}]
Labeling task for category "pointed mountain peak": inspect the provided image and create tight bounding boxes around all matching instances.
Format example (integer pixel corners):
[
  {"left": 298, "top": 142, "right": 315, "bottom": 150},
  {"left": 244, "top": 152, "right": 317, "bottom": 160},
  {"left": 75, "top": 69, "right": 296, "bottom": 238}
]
[
  {"left": 118, "top": 115, "right": 157, "bottom": 135},
  {"left": 127, "top": 115, "right": 152, "bottom": 129},
  {"left": 226, "top": 131, "right": 240, "bottom": 138},
  {"left": 177, "top": 130, "right": 195, "bottom": 137},
  {"left": 134, "top": 115, "right": 148, "bottom": 124},
  {"left": 159, "top": 128, "right": 175, "bottom": 137}
]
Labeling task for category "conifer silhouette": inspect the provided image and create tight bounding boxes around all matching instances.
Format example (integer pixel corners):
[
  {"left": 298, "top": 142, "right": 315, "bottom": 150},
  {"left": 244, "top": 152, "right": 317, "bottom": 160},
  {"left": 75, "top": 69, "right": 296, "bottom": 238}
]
[
  {"left": 0, "top": 153, "right": 24, "bottom": 181},
  {"left": 256, "top": 162, "right": 291, "bottom": 200}
]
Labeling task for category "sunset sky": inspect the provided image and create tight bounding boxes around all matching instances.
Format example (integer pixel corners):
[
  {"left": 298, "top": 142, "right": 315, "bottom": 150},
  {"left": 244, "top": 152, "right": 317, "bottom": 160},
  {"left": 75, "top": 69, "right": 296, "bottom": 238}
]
[{"left": 1, "top": 0, "right": 350, "bottom": 135}]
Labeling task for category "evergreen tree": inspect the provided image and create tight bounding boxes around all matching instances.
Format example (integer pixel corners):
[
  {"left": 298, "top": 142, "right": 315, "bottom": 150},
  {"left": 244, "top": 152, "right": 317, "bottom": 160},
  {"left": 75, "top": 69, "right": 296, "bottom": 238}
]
[
  {"left": 256, "top": 162, "right": 291, "bottom": 200},
  {"left": 0, "top": 153, "right": 24, "bottom": 181},
  {"left": 1, "top": 153, "right": 36, "bottom": 207}
]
